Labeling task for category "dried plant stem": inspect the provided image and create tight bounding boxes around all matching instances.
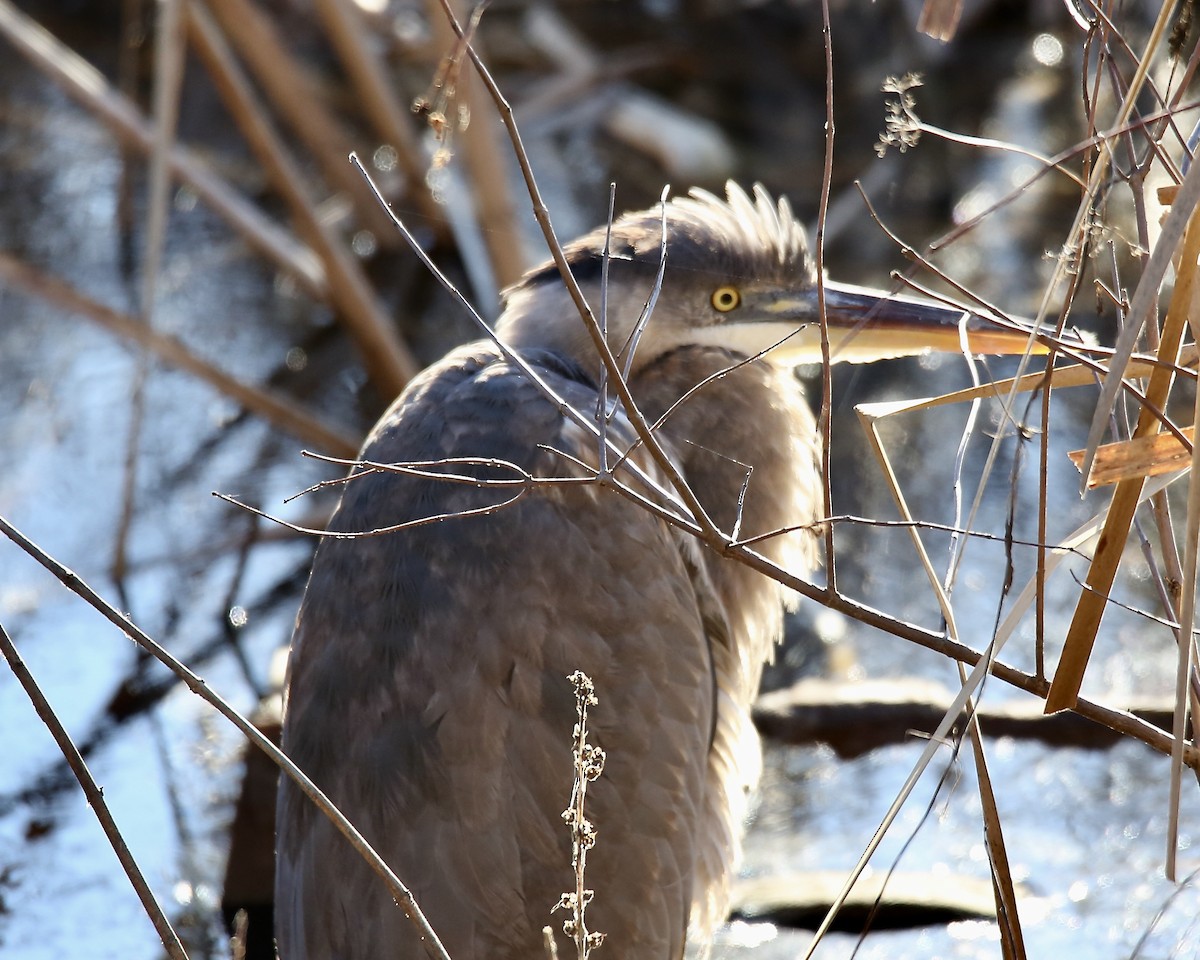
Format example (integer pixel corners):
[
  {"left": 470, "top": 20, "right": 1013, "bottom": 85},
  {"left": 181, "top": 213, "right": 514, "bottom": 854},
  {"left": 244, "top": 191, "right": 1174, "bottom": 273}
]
[
  {"left": 424, "top": 0, "right": 529, "bottom": 288},
  {"left": 202, "top": 0, "right": 398, "bottom": 241},
  {"left": 311, "top": 0, "right": 443, "bottom": 228},
  {"left": 0, "top": 622, "right": 190, "bottom": 960},
  {"left": 555, "top": 672, "right": 606, "bottom": 960},
  {"left": 187, "top": 2, "right": 418, "bottom": 397},
  {"left": 0, "top": 0, "right": 327, "bottom": 300}
]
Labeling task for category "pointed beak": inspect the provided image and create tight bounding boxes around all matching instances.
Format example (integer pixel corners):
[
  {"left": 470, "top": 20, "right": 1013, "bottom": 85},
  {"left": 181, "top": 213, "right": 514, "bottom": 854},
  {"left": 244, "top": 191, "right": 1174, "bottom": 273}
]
[{"left": 757, "top": 279, "right": 1048, "bottom": 364}]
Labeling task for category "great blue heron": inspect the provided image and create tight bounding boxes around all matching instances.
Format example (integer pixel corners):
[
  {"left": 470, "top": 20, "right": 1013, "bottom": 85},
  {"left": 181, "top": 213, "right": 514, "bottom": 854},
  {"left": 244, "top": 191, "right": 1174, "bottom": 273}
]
[{"left": 275, "top": 183, "right": 1035, "bottom": 960}]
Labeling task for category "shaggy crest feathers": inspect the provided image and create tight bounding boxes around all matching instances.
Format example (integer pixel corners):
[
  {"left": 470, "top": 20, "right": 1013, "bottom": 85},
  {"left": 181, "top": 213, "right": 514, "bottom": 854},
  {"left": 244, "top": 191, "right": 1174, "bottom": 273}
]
[{"left": 511, "top": 182, "right": 814, "bottom": 298}]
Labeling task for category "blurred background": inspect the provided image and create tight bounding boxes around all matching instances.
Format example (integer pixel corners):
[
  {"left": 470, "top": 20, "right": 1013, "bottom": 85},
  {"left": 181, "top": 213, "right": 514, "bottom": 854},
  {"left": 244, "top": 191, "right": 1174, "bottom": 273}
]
[{"left": 2, "top": 0, "right": 1198, "bottom": 957}]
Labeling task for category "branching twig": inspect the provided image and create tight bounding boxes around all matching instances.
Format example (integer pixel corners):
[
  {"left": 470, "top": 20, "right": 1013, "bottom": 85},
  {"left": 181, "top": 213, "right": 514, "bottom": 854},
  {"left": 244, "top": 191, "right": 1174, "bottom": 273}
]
[
  {"left": 0, "top": 622, "right": 190, "bottom": 960},
  {"left": 0, "top": 515, "right": 455, "bottom": 960},
  {"left": 425, "top": 0, "right": 726, "bottom": 543}
]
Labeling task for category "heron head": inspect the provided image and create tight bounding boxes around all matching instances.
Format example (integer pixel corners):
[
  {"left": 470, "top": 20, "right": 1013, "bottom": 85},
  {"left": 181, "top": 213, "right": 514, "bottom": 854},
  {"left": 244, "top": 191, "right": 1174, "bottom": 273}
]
[{"left": 498, "top": 182, "right": 1042, "bottom": 377}]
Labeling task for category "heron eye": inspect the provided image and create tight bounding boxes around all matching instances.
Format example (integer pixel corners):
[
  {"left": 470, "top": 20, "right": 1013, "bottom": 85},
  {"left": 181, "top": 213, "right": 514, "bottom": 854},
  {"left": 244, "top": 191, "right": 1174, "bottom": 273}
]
[{"left": 710, "top": 285, "right": 741, "bottom": 312}]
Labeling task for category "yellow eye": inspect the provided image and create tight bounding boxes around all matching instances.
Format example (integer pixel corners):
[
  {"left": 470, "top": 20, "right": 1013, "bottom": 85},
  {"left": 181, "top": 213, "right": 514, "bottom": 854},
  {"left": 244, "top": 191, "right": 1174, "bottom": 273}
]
[{"left": 710, "top": 285, "right": 741, "bottom": 312}]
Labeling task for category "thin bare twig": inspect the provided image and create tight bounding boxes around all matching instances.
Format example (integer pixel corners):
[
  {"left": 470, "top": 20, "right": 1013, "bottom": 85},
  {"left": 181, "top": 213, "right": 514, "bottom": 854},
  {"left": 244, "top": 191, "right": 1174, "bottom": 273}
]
[
  {"left": 0, "top": 515, "right": 455, "bottom": 960},
  {"left": 216, "top": 487, "right": 530, "bottom": 539},
  {"left": 0, "top": 621, "right": 190, "bottom": 960},
  {"left": 615, "top": 187, "right": 670, "bottom": 382},
  {"left": 927, "top": 102, "right": 1200, "bottom": 251},
  {"left": 734, "top": 515, "right": 1090, "bottom": 556},
  {"left": 597, "top": 183, "right": 617, "bottom": 475},
  {"left": 293, "top": 452, "right": 553, "bottom": 498},
  {"left": 816, "top": 0, "right": 837, "bottom": 592}
]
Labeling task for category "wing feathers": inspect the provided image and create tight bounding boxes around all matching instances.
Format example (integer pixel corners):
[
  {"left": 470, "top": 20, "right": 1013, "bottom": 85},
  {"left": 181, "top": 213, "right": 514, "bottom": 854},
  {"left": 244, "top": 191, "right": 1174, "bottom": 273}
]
[{"left": 277, "top": 345, "right": 729, "bottom": 960}]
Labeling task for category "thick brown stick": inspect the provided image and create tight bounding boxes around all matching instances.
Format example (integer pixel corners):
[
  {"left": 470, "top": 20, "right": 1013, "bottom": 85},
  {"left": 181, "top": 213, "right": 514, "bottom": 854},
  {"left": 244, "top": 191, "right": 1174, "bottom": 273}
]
[
  {"left": 203, "top": 0, "right": 400, "bottom": 242},
  {"left": 188, "top": 2, "right": 419, "bottom": 397},
  {"left": 311, "top": 0, "right": 443, "bottom": 230}
]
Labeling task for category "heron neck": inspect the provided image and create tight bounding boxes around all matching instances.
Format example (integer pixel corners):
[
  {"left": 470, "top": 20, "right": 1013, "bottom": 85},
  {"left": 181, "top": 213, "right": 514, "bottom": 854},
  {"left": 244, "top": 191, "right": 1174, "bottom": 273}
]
[
  {"left": 630, "top": 345, "right": 821, "bottom": 702},
  {"left": 629, "top": 346, "right": 821, "bottom": 571}
]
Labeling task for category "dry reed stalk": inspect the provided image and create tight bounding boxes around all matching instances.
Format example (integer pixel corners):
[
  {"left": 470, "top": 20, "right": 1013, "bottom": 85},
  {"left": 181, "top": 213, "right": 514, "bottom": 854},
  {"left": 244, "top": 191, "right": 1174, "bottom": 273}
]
[
  {"left": 0, "top": 0, "right": 328, "bottom": 300},
  {"left": 0, "top": 253, "right": 359, "bottom": 457},
  {"left": 961, "top": 679, "right": 1026, "bottom": 960},
  {"left": 113, "top": 0, "right": 187, "bottom": 589},
  {"left": 916, "top": 0, "right": 963, "bottom": 41},
  {"left": 1048, "top": 198, "right": 1200, "bottom": 713},
  {"left": 1167, "top": 212, "right": 1200, "bottom": 880},
  {"left": 1068, "top": 428, "right": 1197, "bottom": 487},
  {"left": 187, "top": 2, "right": 419, "bottom": 397},
  {"left": 424, "top": 0, "right": 529, "bottom": 289},
  {"left": 311, "top": 0, "right": 444, "bottom": 230},
  {"left": 202, "top": 0, "right": 399, "bottom": 242}
]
